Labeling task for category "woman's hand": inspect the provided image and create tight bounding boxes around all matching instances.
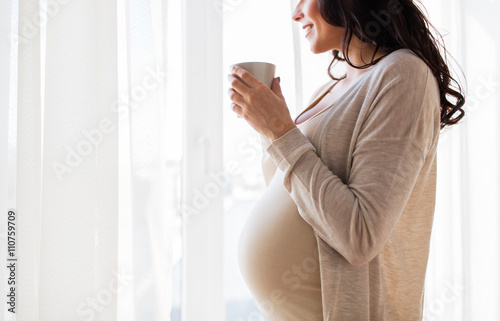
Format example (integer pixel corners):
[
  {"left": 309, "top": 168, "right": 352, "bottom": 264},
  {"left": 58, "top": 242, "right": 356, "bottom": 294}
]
[{"left": 227, "top": 65, "right": 297, "bottom": 142}]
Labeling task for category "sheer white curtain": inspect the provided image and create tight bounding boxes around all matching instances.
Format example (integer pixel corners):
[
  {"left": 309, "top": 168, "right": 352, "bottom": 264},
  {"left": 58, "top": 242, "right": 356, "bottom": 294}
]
[
  {"left": 120, "top": 0, "right": 175, "bottom": 319},
  {"left": 0, "top": 2, "right": 19, "bottom": 319},
  {"left": 0, "top": 0, "right": 176, "bottom": 320}
]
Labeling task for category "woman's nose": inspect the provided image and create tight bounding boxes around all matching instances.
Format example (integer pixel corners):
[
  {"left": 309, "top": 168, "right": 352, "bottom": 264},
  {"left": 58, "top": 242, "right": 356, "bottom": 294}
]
[{"left": 291, "top": 4, "right": 303, "bottom": 22}]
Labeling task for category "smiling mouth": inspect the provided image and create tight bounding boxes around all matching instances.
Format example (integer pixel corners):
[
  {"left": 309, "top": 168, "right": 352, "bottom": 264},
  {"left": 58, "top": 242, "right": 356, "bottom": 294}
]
[{"left": 304, "top": 25, "right": 313, "bottom": 36}]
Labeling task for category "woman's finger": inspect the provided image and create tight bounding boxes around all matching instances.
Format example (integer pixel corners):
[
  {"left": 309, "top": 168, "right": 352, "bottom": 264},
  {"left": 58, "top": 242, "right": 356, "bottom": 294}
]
[
  {"left": 231, "top": 66, "right": 261, "bottom": 88},
  {"left": 227, "top": 87, "right": 247, "bottom": 108},
  {"left": 231, "top": 103, "right": 243, "bottom": 118},
  {"left": 228, "top": 73, "right": 249, "bottom": 95}
]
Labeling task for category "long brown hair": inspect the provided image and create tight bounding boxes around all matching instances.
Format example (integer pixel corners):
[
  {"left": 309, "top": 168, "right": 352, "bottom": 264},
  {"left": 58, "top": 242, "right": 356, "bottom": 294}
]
[{"left": 318, "top": 0, "right": 465, "bottom": 129}]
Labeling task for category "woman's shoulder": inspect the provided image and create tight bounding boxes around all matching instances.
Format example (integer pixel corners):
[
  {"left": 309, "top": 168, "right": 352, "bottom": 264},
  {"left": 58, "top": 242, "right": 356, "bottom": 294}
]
[
  {"left": 374, "top": 48, "right": 431, "bottom": 79},
  {"left": 359, "top": 48, "right": 436, "bottom": 99}
]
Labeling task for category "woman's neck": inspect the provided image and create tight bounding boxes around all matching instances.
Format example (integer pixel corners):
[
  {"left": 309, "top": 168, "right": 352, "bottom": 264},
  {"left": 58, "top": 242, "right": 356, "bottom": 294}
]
[{"left": 343, "top": 37, "right": 389, "bottom": 81}]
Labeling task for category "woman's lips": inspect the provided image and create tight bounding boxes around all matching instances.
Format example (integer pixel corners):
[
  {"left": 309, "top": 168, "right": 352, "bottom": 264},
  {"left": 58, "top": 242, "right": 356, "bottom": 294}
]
[{"left": 305, "top": 25, "right": 313, "bottom": 37}]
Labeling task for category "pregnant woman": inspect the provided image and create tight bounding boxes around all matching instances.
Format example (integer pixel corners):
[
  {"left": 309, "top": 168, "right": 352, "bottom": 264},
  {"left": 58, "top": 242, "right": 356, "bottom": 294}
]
[{"left": 228, "top": 0, "right": 465, "bottom": 320}]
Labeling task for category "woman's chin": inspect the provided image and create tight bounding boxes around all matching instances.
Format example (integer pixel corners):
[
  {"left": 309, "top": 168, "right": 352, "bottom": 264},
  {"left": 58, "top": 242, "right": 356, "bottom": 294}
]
[
  {"left": 306, "top": 40, "right": 330, "bottom": 54},
  {"left": 307, "top": 43, "right": 320, "bottom": 54},
  {"left": 309, "top": 45, "right": 327, "bottom": 55}
]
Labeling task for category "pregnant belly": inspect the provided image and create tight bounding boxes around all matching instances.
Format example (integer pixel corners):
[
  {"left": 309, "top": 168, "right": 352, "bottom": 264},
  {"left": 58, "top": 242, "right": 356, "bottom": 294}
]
[{"left": 238, "top": 170, "right": 323, "bottom": 320}]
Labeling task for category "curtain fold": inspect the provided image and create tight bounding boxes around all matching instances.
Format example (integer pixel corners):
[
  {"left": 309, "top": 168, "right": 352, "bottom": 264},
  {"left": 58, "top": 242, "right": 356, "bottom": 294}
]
[
  {"left": 4, "top": 0, "right": 177, "bottom": 319},
  {"left": 39, "top": 0, "right": 119, "bottom": 320},
  {"left": 16, "top": 0, "right": 41, "bottom": 320},
  {"left": 1, "top": 1, "right": 21, "bottom": 321},
  {"left": 181, "top": 0, "right": 224, "bottom": 320},
  {"left": 123, "top": 0, "right": 172, "bottom": 319}
]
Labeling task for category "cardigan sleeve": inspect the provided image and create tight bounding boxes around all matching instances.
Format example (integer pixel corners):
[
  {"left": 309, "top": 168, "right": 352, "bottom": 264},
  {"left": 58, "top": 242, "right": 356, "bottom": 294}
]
[
  {"left": 265, "top": 63, "right": 440, "bottom": 266},
  {"left": 259, "top": 79, "right": 334, "bottom": 187},
  {"left": 259, "top": 133, "right": 276, "bottom": 187}
]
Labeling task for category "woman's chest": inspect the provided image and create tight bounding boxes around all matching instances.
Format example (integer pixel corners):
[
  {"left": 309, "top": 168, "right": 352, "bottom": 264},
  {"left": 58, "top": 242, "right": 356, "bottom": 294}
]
[
  {"left": 295, "top": 82, "right": 350, "bottom": 125},
  {"left": 303, "top": 96, "right": 368, "bottom": 183},
  {"left": 295, "top": 95, "right": 336, "bottom": 125}
]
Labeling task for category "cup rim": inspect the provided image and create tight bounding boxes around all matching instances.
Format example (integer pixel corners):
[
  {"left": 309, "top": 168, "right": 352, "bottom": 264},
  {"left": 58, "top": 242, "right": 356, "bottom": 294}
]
[{"left": 231, "top": 61, "right": 276, "bottom": 67}]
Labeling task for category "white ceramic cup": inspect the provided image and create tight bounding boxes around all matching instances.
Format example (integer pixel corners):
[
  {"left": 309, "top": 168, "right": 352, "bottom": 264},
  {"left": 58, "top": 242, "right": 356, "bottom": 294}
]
[{"left": 230, "top": 61, "right": 276, "bottom": 88}]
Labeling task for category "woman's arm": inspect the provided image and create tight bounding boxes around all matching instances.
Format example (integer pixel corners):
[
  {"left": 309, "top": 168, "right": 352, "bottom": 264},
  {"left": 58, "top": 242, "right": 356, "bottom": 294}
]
[
  {"left": 265, "top": 64, "right": 440, "bottom": 266},
  {"left": 259, "top": 79, "right": 335, "bottom": 187}
]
